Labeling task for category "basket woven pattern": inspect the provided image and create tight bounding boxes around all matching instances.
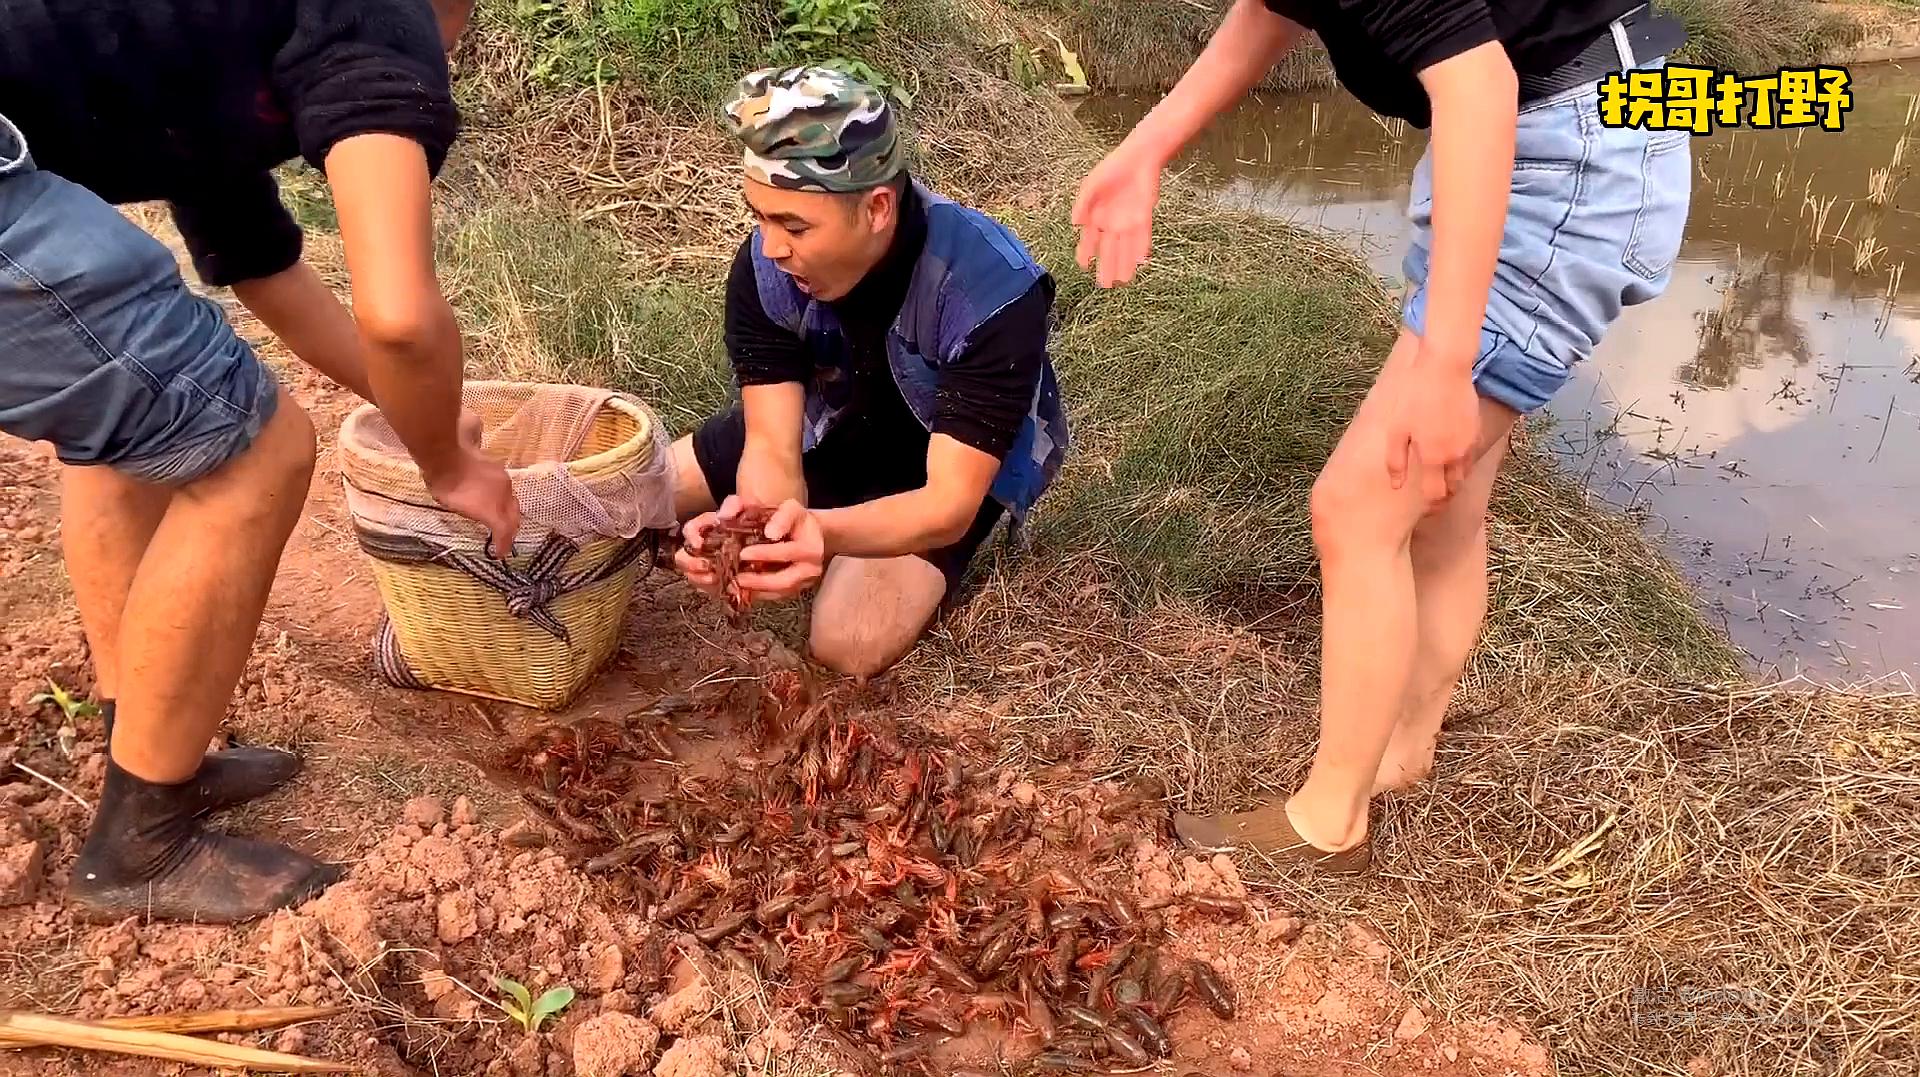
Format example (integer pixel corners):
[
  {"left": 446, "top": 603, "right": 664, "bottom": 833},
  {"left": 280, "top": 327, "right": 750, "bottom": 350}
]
[
  {"left": 365, "top": 535, "right": 645, "bottom": 709},
  {"left": 337, "top": 383, "right": 668, "bottom": 710}
]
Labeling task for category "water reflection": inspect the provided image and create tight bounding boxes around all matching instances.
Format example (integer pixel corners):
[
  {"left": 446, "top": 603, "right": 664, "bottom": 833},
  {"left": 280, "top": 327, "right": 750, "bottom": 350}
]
[
  {"left": 1685, "top": 253, "right": 1815, "bottom": 388},
  {"left": 1075, "top": 63, "right": 1920, "bottom": 685}
]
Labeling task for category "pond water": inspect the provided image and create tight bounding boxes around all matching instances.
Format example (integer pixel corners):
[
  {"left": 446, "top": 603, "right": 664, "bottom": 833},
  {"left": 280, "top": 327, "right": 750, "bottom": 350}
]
[{"left": 1075, "top": 62, "right": 1920, "bottom": 687}]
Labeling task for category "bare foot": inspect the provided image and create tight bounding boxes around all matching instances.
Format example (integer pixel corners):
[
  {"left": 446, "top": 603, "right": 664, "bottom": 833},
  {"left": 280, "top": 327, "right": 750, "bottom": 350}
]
[{"left": 1371, "top": 728, "right": 1438, "bottom": 796}]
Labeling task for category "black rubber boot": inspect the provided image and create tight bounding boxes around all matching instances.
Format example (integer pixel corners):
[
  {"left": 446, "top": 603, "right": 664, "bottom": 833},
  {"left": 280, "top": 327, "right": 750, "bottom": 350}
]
[
  {"left": 101, "top": 702, "right": 301, "bottom": 815},
  {"left": 68, "top": 758, "right": 342, "bottom": 924}
]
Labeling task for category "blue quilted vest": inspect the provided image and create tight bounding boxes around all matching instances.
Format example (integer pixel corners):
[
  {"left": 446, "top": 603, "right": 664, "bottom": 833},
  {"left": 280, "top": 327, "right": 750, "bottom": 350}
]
[{"left": 748, "top": 181, "right": 1069, "bottom": 522}]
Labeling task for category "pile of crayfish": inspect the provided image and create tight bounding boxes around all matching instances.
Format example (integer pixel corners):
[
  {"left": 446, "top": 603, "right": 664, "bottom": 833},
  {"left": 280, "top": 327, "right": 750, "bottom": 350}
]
[{"left": 491, "top": 661, "right": 1243, "bottom": 1074}]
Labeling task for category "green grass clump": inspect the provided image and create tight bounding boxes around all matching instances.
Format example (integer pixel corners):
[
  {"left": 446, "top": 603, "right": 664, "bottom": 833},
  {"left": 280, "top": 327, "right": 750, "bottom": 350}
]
[
  {"left": 439, "top": 205, "right": 734, "bottom": 436},
  {"left": 472, "top": 0, "right": 912, "bottom": 114},
  {"left": 480, "top": 0, "right": 776, "bottom": 109},
  {"left": 1651, "top": 0, "right": 1861, "bottom": 70}
]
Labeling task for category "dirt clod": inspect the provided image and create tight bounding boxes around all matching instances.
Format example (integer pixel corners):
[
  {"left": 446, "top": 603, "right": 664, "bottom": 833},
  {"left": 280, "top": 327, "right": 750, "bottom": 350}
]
[
  {"left": 590, "top": 943, "right": 625, "bottom": 993},
  {"left": 1344, "top": 920, "right": 1392, "bottom": 960},
  {"left": 647, "top": 976, "right": 713, "bottom": 1036},
  {"left": 508, "top": 1034, "right": 545, "bottom": 1076},
  {"left": 404, "top": 797, "right": 448, "bottom": 829},
  {"left": 440, "top": 889, "right": 481, "bottom": 944},
  {"left": 1396, "top": 1005, "right": 1431, "bottom": 1042},
  {"left": 0, "top": 838, "right": 46, "bottom": 906},
  {"left": 412, "top": 834, "right": 473, "bottom": 890},
  {"left": 1256, "top": 913, "right": 1304, "bottom": 945},
  {"left": 307, "top": 883, "right": 384, "bottom": 967},
  {"left": 571, "top": 1013, "right": 660, "bottom": 1077},
  {"left": 650, "top": 1034, "right": 728, "bottom": 1077}
]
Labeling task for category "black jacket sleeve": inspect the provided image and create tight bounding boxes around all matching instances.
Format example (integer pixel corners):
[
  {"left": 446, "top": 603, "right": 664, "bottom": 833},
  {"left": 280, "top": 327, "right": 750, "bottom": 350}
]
[
  {"left": 272, "top": 0, "right": 460, "bottom": 175},
  {"left": 724, "top": 238, "right": 813, "bottom": 387},
  {"left": 933, "top": 274, "right": 1055, "bottom": 460},
  {"left": 168, "top": 172, "right": 304, "bottom": 287}
]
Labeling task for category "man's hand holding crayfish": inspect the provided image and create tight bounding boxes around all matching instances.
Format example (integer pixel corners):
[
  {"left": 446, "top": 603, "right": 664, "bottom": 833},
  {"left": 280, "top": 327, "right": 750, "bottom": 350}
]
[{"left": 675, "top": 496, "right": 827, "bottom": 615}]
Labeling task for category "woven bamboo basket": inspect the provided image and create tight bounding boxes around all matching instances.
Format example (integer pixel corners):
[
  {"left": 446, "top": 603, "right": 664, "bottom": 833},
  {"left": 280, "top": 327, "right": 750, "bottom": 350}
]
[{"left": 336, "top": 383, "right": 661, "bottom": 710}]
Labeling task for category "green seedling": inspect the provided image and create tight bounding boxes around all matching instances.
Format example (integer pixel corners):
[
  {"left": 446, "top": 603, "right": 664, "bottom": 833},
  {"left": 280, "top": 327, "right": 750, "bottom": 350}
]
[
  {"left": 30, "top": 679, "right": 100, "bottom": 723},
  {"left": 495, "top": 977, "right": 575, "bottom": 1034}
]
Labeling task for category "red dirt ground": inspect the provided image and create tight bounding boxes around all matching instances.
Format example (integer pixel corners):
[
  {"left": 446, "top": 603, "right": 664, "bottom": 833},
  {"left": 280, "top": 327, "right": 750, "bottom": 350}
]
[{"left": 0, "top": 358, "right": 1554, "bottom": 1076}]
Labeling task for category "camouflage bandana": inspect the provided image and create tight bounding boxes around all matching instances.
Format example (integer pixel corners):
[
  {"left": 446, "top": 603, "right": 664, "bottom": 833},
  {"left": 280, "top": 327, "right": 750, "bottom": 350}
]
[{"left": 722, "top": 65, "right": 902, "bottom": 193}]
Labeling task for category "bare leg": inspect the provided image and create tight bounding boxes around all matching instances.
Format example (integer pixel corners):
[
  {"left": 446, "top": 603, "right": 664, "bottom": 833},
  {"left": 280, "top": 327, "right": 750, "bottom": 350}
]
[
  {"left": 1372, "top": 418, "right": 1514, "bottom": 794},
  {"left": 1286, "top": 333, "right": 1433, "bottom": 852},
  {"left": 108, "top": 389, "right": 317, "bottom": 782},
  {"left": 65, "top": 444, "right": 309, "bottom": 813},
  {"left": 808, "top": 554, "right": 946, "bottom": 678},
  {"left": 61, "top": 468, "right": 171, "bottom": 701},
  {"left": 1174, "top": 331, "right": 1514, "bottom": 868},
  {"left": 72, "top": 387, "right": 340, "bottom": 924}
]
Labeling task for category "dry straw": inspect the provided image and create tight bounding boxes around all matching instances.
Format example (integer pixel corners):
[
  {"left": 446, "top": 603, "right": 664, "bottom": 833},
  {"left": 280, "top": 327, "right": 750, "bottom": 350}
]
[{"left": 898, "top": 554, "right": 1919, "bottom": 1077}]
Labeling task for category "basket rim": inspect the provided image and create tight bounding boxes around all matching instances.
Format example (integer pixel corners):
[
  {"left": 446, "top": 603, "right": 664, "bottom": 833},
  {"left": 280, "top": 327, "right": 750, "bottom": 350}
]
[
  {"left": 338, "top": 383, "right": 656, "bottom": 485},
  {"left": 568, "top": 395, "right": 653, "bottom": 480}
]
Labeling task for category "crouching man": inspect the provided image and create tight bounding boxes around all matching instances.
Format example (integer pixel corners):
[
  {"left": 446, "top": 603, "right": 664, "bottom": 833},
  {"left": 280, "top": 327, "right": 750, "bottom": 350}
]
[{"left": 673, "top": 66, "right": 1069, "bottom": 677}]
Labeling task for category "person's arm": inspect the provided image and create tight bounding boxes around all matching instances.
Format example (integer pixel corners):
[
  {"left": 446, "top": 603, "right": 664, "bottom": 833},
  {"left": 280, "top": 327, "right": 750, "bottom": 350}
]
[
  {"left": 1073, "top": 0, "right": 1304, "bottom": 285},
  {"left": 1116, "top": 0, "right": 1307, "bottom": 167},
  {"left": 325, "top": 133, "right": 518, "bottom": 554},
  {"left": 733, "top": 278, "right": 1051, "bottom": 594},
  {"left": 169, "top": 174, "right": 371, "bottom": 400},
  {"left": 1375, "top": 2, "right": 1513, "bottom": 499},
  {"left": 815, "top": 435, "right": 1000, "bottom": 556},
  {"left": 723, "top": 240, "right": 811, "bottom": 508},
  {"left": 813, "top": 275, "right": 1053, "bottom": 555},
  {"left": 230, "top": 262, "right": 375, "bottom": 401},
  {"left": 325, "top": 133, "right": 463, "bottom": 477},
  {"left": 733, "top": 436, "right": 998, "bottom": 599},
  {"left": 1413, "top": 41, "right": 1515, "bottom": 382}
]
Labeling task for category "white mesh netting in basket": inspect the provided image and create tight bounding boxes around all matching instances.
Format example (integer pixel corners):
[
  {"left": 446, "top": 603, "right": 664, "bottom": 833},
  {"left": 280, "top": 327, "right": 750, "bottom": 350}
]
[{"left": 337, "top": 382, "right": 678, "bottom": 553}]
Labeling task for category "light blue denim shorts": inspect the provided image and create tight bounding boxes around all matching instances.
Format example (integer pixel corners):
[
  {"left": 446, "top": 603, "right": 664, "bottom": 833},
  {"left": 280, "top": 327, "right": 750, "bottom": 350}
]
[
  {"left": 0, "top": 111, "right": 279, "bottom": 484},
  {"left": 1401, "top": 59, "right": 1692, "bottom": 414}
]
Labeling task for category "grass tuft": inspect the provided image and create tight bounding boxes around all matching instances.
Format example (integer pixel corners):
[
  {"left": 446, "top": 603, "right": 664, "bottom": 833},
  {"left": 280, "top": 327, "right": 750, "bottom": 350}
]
[
  {"left": 1663, "top": 0, "right": 1865, "bottom": 69},
  {"left": 438, "top": 204, "right": 733, "bottom": 435}
]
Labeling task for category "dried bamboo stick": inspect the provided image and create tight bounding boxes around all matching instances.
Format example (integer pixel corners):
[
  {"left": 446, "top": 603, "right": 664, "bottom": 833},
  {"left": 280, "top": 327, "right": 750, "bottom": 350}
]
[
  {"left": 91, "top": 1005, "right": 346, "bottom": 1035},
  {"left": 0, "top": 1011, "right": 352, "bottom": 1073}
]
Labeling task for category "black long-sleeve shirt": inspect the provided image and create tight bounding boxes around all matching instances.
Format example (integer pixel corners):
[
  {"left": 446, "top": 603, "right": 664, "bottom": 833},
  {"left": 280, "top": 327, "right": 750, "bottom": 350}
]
[
  {"left": 0, "top": 0, "right": 459, "bottom": 286},
  {"left": 1262, "top": 0, "right": 1640, "bottom": 126},
  {"left": 723, "top": 181, "right": 1054, "bottom": 462}
]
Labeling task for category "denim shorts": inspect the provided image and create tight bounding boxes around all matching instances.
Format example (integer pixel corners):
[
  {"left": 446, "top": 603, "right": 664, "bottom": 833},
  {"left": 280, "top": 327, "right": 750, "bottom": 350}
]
[
  {"left": 0, "top": 111, "right": 279, "bottom": 484},
  {"left": 1400, "top": 58, "right": 1692, "bottom": 414}
]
